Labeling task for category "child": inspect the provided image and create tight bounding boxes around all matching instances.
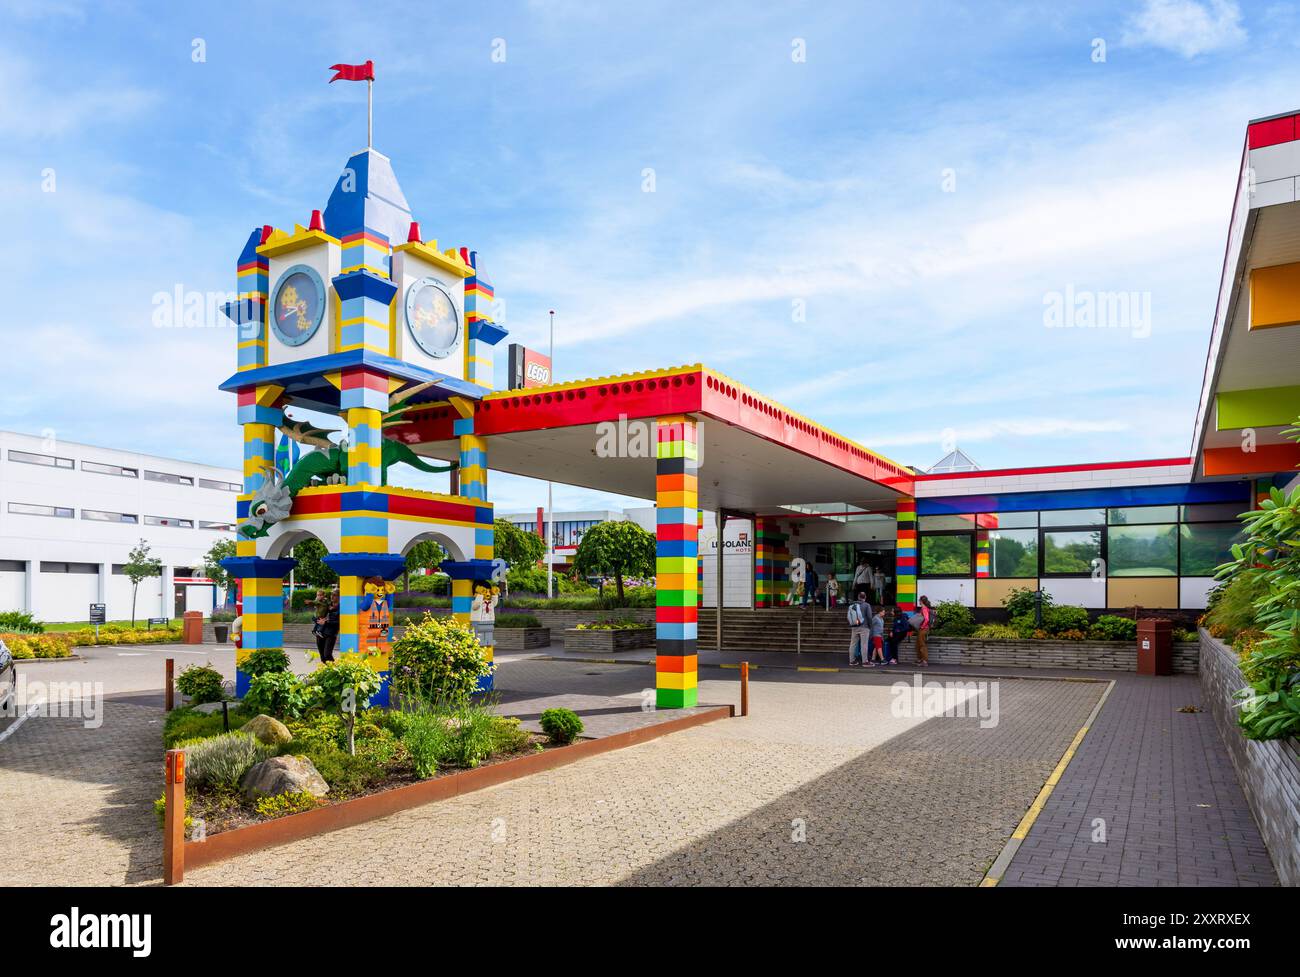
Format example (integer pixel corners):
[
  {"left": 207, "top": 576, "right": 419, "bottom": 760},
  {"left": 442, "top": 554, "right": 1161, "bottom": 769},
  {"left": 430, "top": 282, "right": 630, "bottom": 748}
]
[
  {"left": 868, "top": 608, "right": 886, "bottom": 665},
  {"left": 887, "top": 605, "right": 909, "bottom": 665}
]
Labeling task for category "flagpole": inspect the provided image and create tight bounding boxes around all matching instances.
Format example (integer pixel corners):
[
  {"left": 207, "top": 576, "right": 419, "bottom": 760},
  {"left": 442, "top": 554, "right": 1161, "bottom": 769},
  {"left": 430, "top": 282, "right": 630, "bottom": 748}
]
[{"left": 367, "top": 77, "right": 373, "bottom": 148}]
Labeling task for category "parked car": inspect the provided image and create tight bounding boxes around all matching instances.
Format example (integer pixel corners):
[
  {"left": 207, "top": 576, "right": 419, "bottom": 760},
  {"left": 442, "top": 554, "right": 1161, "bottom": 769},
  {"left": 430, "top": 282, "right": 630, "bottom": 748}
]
[{"left": 0, "top": 638, "right": 15, "bottom": 717}]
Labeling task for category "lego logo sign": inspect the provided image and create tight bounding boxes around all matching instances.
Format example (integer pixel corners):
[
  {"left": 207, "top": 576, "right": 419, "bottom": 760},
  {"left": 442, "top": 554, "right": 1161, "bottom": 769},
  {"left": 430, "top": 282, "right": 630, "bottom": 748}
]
[{"left": 508, "top": 343, "right": 553, "bottom": 390}]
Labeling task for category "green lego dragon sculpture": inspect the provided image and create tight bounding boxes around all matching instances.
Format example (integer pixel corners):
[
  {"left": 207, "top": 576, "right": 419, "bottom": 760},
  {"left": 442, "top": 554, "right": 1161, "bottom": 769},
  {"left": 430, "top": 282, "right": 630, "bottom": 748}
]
[{"left": 239, "top": 386, "right": 458, "bottom": 539}]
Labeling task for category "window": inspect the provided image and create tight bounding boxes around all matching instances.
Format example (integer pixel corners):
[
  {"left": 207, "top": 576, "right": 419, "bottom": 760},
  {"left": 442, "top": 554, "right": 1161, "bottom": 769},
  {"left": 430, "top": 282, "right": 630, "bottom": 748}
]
[
  {"left": 1180, "top": 522, "right": 1244, "bottom": 576},
  {"left": 1108, "top": 524, "right": 1178, "bottom": 576},
  {"left": 1041, "top": 529, "right": 1102, "bottom": 575},
  {"left": 40, "top": 562, "right": 97, "bottom": 574},
  {"left": 979, "top": 511, "right": 1037, "bottom": 529},
  {"left": 1181, "top": 503, "right": 1249, "bottom": 523},
  {"left": 920, "top": 533, "right": 973, "bottom": 576},
  {"left": 82, "top": 460, "right": 138, "bottom": 478},
  {"left": 83, "top": 509, "right": 139, "bottom": 524},
  {"left": 199, "top": 478, "right": 242, "bottom": 492},
  {"left": 199, "top": 520, "right": 235, "bottom": 531},
  {"left": 918, "top": 514, "right": 976, "bottom": 531},
  {"left": 7, "top": 449, "right": 73, "bottom": 469},
  {"left": 1041, "top": 508, "right": 1105, "bottom": 527},
  {"left": 8, "top": 502, "right": 74, "bottom": 518},
  {"left": 144, "top": 470, "right": 194, "bottom": 486},
  {"left": 988, "top": 528, "right": 1038, "bottom": 577},
  {"left": 0, "top": 560, "right": 24, "bottom": 572},
  {"left": 144, "top": 515, "right": 194, "bottom": 528},
  {"left": 1108, "top": 505, "right": 1179, "bottom": 525}
]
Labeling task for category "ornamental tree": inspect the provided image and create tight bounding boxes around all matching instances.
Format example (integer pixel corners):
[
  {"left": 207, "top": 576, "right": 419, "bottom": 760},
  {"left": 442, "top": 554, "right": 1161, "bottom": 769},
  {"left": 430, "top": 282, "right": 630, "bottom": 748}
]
[
  {"left": 123, "top": 539, "right": 164, "bottom": 628},
  {"left": 571, "top": 519, "right": 656, "bottom": 602}
]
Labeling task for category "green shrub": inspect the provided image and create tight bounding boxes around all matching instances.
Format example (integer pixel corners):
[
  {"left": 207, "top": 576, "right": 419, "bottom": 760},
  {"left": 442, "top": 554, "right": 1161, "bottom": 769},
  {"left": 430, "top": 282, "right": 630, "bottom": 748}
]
[
  {"left": 403, "top": 573, "right": 450, "bottom": 594},
  {"left": 0, "top": 610, "right": 43, "bottom": 633},
  {"left": 399, "top": 711, "right": 450, "bottom": 778},
  {"left": 1002, "top": 586, "right": 1052, "bottom": 619},
  {"left": 488, "top": 715, "right": 532, "bottom": 753},
  {"left": 253, "top": 791, "right": 320, "bottom": 818},
  {"left": 175, "top": 664, "right": 226, "bottom": 704},
  {"left": 495, "top": 613, "right": 542, "bottom": 629},
  {"left": 390, "top": 613, "right": 493, "bottom": 705},
  {"left": 574, "top": 616, "right": 647, "bottom": 630},
  {"left": 163, "top": 704, "right": 253, "bottom": 747},
  {"left": 931, "top": 600, "right": 976, "bottom": 637},
  {"left": 245, "top": 670, "right": 316, "bottom": 720},
  {"left": 290, "top": 744, "right": 385, "bottom": 797},
  {"left": 307, "top": 658, "right": 385, "bottom": 754},
  {"left": 1203, "top": 573, "right": 1269, "bottom": 642},
  {"left": 539, "top": 707, "right": 583, "bottom": 744},
  {"left": 971, "top": 623, "right": 1022, "bottom": 640},
  {"left": 181, "top": 731, "right": 275, "bottom": 789},
  {"left": 1041, "top": 605, "right": 1090, "bottom": 636},
  {"left": 287, "top": 712, "right": 346, "bottom": 751},
  {"left": 1088, "top": 615, "right": 1137, "bottom": 641},
  {"left": 396, "top": 595, "right": 452, "bottom": 609},
  {"left": 1174, "top": 627, "right": 1198, "bottom": 643},
  {"left": 242, "top": 648, "right": 290, "bottom": 677}
]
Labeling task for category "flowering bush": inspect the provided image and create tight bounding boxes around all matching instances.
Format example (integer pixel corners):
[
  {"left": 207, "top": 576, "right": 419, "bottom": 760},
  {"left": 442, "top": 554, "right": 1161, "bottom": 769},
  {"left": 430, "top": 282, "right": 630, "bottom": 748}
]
[
  {"left": 67, "top": 624, "right": 182, "bottom": 646},
  {"left": 390, "top": 612, "right": 493, "bottom": 705},
  {"left": 1, "top": 632, "right": 75, "bottom": 658}
]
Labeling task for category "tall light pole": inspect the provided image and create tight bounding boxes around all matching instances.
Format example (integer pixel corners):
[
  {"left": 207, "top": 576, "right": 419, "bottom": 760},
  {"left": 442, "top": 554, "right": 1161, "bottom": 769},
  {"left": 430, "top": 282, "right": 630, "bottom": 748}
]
[{"left": 546, "top": 309, "right": 555, "bottom": 600}]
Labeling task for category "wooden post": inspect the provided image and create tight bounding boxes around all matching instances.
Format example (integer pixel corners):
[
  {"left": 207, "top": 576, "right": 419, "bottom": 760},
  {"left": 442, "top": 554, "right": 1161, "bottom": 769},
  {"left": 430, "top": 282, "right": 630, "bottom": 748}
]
[
  {"left": 164, "top": 658, "right": 174, "bottom": 712},
  {"left": 163, "top": 749, "right": 186, "bottom": 885},
  {"left": 740, "top": 661, "right": 749, "bottom": 717}
]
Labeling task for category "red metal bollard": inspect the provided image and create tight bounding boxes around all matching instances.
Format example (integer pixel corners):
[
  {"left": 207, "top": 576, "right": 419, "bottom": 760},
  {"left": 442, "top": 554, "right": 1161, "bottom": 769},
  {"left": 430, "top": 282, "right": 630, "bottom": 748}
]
[
  {"left": 163, "top": 749, "right": 186, "bottom": 885},
  {"left": 740, "top": 661, "right": 750, "bottom": 717}
]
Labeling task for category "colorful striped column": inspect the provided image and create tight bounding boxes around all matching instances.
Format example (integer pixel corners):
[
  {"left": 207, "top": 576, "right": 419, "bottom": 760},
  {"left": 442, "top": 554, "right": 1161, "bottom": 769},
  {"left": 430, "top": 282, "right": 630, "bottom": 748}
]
[
  {"left": 235, "top": 228, "right": 268, "bottom": 373},
  {"left": 457, "top": 412, "right": 488, "bottom": 501},
  {"left": 323, "top": 553, "right": 407, "bottom": 705},
  {"left": 696, "top": 508, "right": 704, "bottom": 608},
  {"left": 340, "top": 367, "right": 388, "bottom": 493},
  {"left": 754, "top": 517, "right": 790, "bottom": 607},
  {"left": 462, "top": 249, "right": 497, "bottom": 389},
  {"left": 655, "top": 415, "right": 698, "bottom": 709},
  {"left": 220, "top": 557, "right": 296, "bottom": 696},
  {"left": 337, "top": 574, "right": 363, "bottom": 658},
  {"left": 333, "top": 267, "right": 397, "bottom": 355},
  {"left": 236, "top": 384, "right": 284, "bottom": 557},
  {"left": 896, "top": 499, "right": 917, "bottom": 611}
]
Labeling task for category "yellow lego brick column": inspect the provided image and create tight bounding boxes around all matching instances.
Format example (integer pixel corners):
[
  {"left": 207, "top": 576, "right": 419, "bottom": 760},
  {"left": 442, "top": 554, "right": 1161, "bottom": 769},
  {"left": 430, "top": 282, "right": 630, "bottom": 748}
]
[
  {"left": 235, "top": 383, "right": 284, "bottom": 557},
  {"left": 655, "top": 415, "right": 699, "bottom": 708}
]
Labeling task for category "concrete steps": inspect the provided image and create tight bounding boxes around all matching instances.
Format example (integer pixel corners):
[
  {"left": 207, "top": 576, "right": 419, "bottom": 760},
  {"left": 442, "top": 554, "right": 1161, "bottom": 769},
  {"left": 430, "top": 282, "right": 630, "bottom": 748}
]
[{"left": 697, "top": 606, "right": 860, "bottom": 652}]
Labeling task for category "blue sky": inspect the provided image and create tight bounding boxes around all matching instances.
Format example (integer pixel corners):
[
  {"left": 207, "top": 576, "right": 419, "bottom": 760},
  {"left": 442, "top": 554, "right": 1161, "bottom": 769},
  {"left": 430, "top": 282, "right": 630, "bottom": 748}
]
[{"left": 3, "top": 0, "right": 1299, "bottom": 512}]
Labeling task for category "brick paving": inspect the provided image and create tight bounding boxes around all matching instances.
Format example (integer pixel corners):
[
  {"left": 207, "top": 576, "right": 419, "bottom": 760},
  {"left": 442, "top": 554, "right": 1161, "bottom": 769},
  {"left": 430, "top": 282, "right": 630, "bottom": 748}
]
[
  {"left": 999, "top": 674, "right": 1279, "bottom": 887},
  {"left": 0, "top": 693, "right": 163, "bottom": 886},
  {"left": 0, "top": 657, "right": 1278, "bottom": 887},
  {"left": 184, "top": 662, "right": 1103, "bottom": 886}
]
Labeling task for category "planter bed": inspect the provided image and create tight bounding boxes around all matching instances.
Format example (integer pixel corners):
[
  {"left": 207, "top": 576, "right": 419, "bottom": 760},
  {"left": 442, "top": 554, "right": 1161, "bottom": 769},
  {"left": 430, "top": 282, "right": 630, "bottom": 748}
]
[
  {"left": 563, "top": 627, "right": 656, "bottom": 653},
  {"left": 493, "top": 627, "right": 551, "bottom": 651},
  {"left": 909, "top": 636, "right": 1199, "bottom": 673},
  {"left": 178, "top": 704, "right": 732, "bottom": 875}
]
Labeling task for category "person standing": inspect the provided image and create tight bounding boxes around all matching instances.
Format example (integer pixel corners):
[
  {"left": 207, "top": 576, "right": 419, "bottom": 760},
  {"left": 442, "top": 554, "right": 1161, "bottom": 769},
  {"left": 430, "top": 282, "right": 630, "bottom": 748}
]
[
  {"left": 314, "top": 587, "right": 340, "bottom": 663},
  {"left": 916, "top": 595, "right": 934, "bottom": 667},
  {"left": 872, "top": 566, "right": 885, "bottom": 606},
  {"left": 805, "top": 565, "right": 820, "bottom": 608},
  {"left": 868, "top": 607, "right": 886, "bottom": 666},
  {"left": 852, "top": 560, "right": 870, "bottom": 601},
  {"left": 825, "top": 573, "right": 839, "bottom": 609},
  {"left": 888, "top": 605, "right": 908, "bottom": 664},
  {"left": 846, "top": 592, "right": 871, "bottom": 666}
]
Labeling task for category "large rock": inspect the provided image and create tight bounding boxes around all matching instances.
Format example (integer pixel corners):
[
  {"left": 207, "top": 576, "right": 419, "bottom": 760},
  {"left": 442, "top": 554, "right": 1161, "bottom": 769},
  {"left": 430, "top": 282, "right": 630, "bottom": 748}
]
[
  {"left": 240, "top": 755, "right": 329, "bottom": 800},
  {"left": 241, "top": 714, "right": 292, "bottom": 745}
]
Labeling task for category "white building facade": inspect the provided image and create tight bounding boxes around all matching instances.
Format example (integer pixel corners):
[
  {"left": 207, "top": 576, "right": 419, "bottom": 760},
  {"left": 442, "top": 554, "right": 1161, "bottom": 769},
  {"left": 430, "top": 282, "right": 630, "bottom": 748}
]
[{"left": 0, "top": 431, "right": 241, "bottom": 623}]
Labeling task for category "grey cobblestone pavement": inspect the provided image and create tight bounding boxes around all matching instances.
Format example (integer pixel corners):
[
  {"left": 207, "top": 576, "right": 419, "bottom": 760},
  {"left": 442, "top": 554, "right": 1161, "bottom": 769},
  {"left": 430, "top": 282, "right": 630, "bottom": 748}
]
[
  {"left": 182, "top": 662, "right": 1104, "bottom": 886},
  {"left": 999, "top": 674, "right": 1278, "bottom": 887}
]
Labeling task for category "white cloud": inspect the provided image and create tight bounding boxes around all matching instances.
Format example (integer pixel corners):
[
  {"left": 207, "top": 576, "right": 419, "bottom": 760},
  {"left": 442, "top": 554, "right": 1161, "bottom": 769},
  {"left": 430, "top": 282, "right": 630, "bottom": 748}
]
[{"left": 1123, "top": 0, "right": 1247, "bottom": 58}]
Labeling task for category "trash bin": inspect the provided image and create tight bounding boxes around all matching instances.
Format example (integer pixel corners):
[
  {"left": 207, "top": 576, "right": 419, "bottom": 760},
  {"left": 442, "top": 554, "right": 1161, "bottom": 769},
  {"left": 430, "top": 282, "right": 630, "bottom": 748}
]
[
  {"left": 1136, "top": 618, "right": 1172, "bottom": 675},
  {"left": 213, "top": 623, "right": 230, "bottom": 644},
  {"left": 182, "top": 610, "right": 204, "bottom": 645}
]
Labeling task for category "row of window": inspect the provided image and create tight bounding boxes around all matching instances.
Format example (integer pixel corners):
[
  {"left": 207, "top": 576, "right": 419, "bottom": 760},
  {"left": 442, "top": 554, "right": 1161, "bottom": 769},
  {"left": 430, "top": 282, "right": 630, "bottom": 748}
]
[
  {"left": 6, "top": 450, "right": 241, "bottom": 492},
  {"left": 0, "top": 560, "right": 197, "bottom": 575},
  {"left": 918, "top": 504, "right": 1247, "bottom": 579},
  {"left": 6, "top": 502, "right": 233, "bottom": 531},
  {"left": 508, "top": 519, "right": 602, "bottom": 548}
]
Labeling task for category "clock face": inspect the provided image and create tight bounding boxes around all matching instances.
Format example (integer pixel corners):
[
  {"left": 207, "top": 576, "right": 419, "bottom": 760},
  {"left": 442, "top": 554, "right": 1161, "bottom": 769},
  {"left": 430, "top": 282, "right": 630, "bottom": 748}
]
[
  {"left": 270, "top": 266, "right": 325, "bottom": 346},
  {"left": 405, "top": 277, "right": 461, "bottom": 359}
]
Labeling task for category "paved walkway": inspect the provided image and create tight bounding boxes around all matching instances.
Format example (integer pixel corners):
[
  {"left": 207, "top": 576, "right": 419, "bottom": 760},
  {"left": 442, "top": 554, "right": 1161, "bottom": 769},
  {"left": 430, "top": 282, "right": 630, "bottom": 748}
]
[
  {"left": 185, "top": 661, "right": 1103, "bottom": 886},
  {"left": 1000, "top": 673, "right": 1278, "bottom": 886}
]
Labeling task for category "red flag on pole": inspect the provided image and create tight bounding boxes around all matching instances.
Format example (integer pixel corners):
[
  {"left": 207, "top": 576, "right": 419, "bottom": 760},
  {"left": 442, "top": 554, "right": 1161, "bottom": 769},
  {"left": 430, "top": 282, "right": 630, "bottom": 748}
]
[{"left": 329, "top": 60, "right": 374, "bottom": 83}]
